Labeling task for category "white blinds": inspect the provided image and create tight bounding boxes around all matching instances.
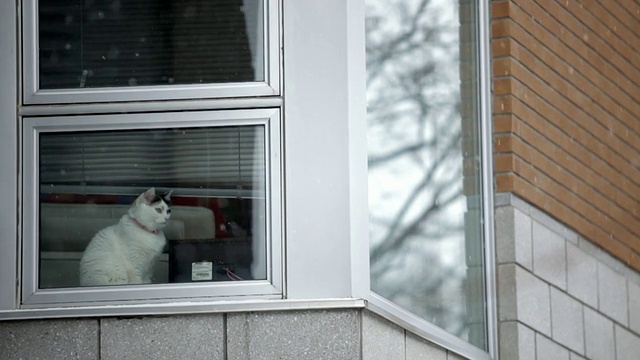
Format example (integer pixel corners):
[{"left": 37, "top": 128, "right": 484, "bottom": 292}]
[{"left": 39, "top": 126, "right": 266, "bottom": 192}]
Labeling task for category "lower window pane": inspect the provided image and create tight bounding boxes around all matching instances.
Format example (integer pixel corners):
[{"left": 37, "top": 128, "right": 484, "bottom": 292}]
[
  {"left": 366, "top": 0, "right": 487, "bottom": 350},
  {"left": 38, "top": 125, "right": 267, "bottom": 288}
]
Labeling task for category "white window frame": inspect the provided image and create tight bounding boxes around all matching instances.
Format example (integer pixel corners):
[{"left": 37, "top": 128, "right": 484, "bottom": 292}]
[
  {"left": 22, "top": 0, "right": 281, "bottom": 104},
  {"left": 0, "top": 0, "right": 19, "bottom": 315},
  {"left": 1, "top": 0, "right": 497, "bottom": 359},
  {"left": 21, "top": 109, "right": 283, "bottom": 307}
]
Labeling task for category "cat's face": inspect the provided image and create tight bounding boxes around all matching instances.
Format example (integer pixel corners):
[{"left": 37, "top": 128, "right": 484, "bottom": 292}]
[{"left": 131, "top": 188, "right": 172, "bottom": 230}]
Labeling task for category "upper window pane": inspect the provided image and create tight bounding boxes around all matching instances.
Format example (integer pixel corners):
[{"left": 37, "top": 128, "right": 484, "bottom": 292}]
[
  {"left": 366, "top": 0, "right": 487, "bottom": 350},
  {"left": 38, "top": 0, "right": 264, "bottom": 89}
]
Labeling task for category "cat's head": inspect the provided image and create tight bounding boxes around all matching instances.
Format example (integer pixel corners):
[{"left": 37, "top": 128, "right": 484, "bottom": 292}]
[{"left": 129, "top": 187, "right": 172, "bottom": 231}]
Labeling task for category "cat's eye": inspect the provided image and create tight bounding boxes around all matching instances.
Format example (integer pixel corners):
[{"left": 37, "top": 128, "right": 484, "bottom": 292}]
[
  {"left": 167, "top": 209, "right": 171, "bottom": 215},
  {"left": 155, "top": 208, "right": 162, "bottom": 214}
]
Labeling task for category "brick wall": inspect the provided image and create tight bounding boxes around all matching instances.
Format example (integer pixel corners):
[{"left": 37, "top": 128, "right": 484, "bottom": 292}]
[{"left": 491, "top": 0, "right": 640, "bottom": 271}]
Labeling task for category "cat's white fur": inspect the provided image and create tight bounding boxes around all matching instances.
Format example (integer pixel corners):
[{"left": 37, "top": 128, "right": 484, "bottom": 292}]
[{"left": 79, "top": 188, "right": 172, "bottom": 286}]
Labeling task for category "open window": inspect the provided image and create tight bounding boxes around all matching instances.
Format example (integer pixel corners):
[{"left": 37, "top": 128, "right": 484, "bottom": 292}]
[{"left": 364, "top": 0, "right": 494, "bottom": 355}]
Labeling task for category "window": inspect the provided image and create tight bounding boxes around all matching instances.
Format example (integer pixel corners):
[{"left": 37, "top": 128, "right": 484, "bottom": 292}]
[
  {"left": 23, "top": 0, "right": 278, "bottom": 104},
  {"left": 365, "top": 0, "right": 494, "bottom": 354},
  {"left": 38, "top": 125, "right": 267, "bottom": 289},
  {"left": 16, "top": 0, "right": 283, "bottom": 307},
  {"left": 37, "top": 0, "right": 262, "bottom": 89},
  {"left": 22, "top": 111, "right": 283, "bottom": 306}
]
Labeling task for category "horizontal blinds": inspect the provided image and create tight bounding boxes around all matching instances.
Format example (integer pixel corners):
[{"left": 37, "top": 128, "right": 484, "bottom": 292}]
[
  {"left": 39, "top": 0, "right": 258, "bottom": 89},
  {"left": 40, "top": 126, "right": 266, "bottom": 190}
]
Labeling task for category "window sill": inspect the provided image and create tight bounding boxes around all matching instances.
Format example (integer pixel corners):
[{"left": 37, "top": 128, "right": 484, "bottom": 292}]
[{"left": 0, "top": 298, "right": 366, "bottom": 321}]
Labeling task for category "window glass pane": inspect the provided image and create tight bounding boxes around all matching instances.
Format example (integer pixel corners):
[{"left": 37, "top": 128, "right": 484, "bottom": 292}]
[
  {"left": 39, "top": 0, "right": 264, "bottom": 89},
  {"left": 38, "top": 125, "right": 267, "bottom": 288},
  {"left": 366, "top": 0, "right": 487, "bottom": 349}
]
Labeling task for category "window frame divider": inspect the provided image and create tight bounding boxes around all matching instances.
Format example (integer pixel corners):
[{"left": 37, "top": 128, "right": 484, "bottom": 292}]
[{"left": 19, "top": 97, "right": 284, "bottom": 117}]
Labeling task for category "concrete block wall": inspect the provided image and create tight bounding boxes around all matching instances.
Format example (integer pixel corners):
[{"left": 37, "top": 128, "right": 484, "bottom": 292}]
[
  {"left": 0, "top": 309, "right": 469, "bottom": 360},
  {"left": 496, "top": 194, "right": 640, "bottom": 360},
  {"left": 361, "top": 312, "right": 467, "bottom": 360},
  {"left": 0, "top": 310, "right": 360, "bottom": 360}
]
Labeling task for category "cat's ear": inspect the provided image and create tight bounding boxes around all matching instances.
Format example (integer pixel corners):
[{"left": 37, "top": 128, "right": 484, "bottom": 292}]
[
  {"left": 141, "top": 187, "right": 157, "bottom": 204},
  {"left": 162, "top": 190, "right": 173, "bottom": 203}
]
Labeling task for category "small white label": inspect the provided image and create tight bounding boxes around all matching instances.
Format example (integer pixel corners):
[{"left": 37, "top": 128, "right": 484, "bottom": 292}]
[{"left": 191, "top": 262, "right": 213, "bottom": 281}]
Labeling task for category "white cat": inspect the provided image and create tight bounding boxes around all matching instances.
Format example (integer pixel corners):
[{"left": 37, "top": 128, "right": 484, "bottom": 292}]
[{"left": 79, "top": 188, "right": 172, "bottom": 286}]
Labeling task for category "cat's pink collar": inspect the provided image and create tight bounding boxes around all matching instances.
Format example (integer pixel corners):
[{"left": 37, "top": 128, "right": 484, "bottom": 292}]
[{"left": 129, "top": 216, "right": 158, "bottom": 234}]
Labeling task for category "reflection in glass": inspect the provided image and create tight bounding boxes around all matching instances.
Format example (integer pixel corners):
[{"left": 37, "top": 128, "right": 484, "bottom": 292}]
[
  {"left": 38, "top": 126, "right": 267, "bottom": 288},
  {"left": 366, "top": 0, "right": 486, "bottom": 349},
  {"left": 39, "top": 0, "right": 264, "bottom": 89}
]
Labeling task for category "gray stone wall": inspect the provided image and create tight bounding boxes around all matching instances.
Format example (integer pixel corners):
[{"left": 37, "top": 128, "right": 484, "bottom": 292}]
[
  {"left": 0, "top": 310, "right": 360, "bottom": 360},
  {"left": 362, "top": 312, "right": 466, "bottom": 360},
  {"left": 496, "top": 194, "right": 640, "bottom": 360},
  {"left": 0, "top": 309, "right": 467, "bottom": 360}
]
